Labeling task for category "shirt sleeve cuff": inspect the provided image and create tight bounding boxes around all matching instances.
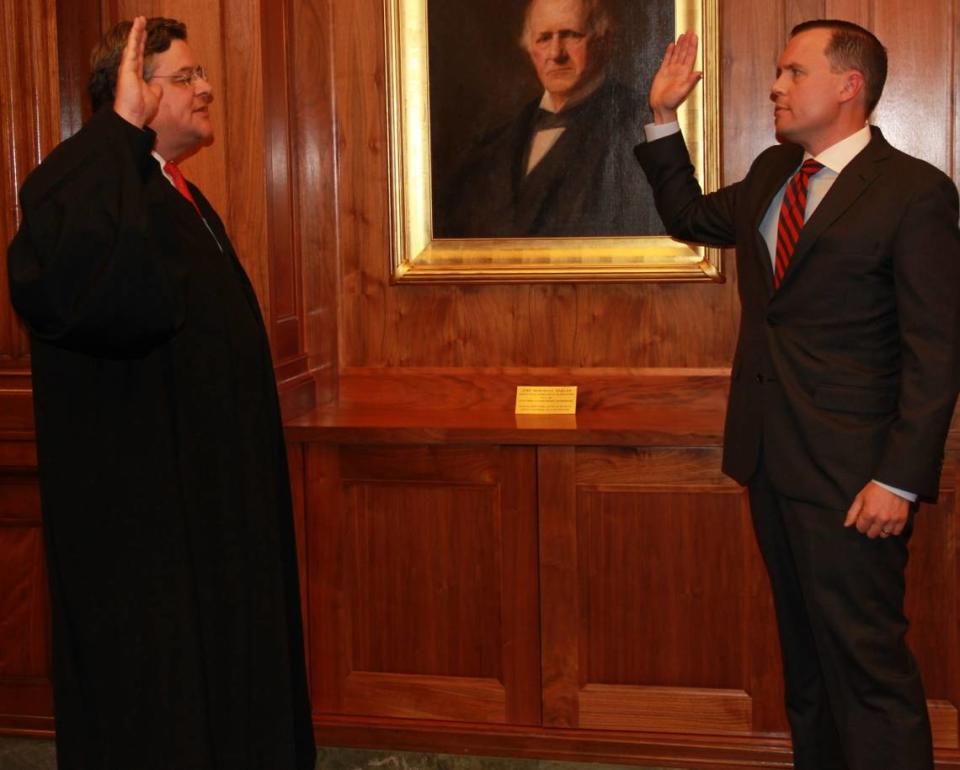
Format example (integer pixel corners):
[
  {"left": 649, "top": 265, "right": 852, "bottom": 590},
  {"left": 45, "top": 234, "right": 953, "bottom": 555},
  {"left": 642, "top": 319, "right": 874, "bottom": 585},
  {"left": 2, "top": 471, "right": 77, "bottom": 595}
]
[
  {"left": 872, "top": 480, "right": 918, "bottom": 503},
  {"left": 643, "top": 121, "right": 681, "bottom": 143}
]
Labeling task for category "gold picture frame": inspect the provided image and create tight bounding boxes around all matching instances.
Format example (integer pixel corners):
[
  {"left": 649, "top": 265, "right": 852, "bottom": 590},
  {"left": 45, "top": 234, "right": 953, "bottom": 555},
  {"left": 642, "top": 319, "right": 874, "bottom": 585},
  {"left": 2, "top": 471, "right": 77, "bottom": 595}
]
[{"left": 385, "top": 0, "right": 721, "bottom": 283}]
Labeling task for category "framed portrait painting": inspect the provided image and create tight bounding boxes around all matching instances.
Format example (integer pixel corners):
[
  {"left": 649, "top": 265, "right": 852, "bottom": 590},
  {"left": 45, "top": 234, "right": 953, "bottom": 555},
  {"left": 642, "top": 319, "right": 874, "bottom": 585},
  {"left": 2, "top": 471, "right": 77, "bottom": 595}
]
[{"left": 385, "top": 0, "right": 720, "bottom": 283}]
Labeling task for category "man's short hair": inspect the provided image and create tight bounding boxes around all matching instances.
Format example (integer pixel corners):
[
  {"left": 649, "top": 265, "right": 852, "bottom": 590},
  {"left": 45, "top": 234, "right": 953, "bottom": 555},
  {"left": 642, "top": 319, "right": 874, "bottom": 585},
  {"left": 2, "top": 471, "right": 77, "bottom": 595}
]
[
  {"left": 519, "top": 0, "right": 612, "bottom": 52},
  {"left": 88, "top": 17, "right": 188, "bottom": 112},
  {"left": 791, "top": 19, "right": 887, "bottom": 115}
]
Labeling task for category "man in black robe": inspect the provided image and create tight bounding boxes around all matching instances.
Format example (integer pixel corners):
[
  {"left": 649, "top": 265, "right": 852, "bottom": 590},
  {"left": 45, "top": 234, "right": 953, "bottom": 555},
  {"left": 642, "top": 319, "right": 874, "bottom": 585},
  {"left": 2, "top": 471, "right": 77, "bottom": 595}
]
[
  {"left": 7, "top": 17, "right": 315, "bottom": 770},
  {"left": 435, "top": 0, "right": 662, "bottom": 238}
]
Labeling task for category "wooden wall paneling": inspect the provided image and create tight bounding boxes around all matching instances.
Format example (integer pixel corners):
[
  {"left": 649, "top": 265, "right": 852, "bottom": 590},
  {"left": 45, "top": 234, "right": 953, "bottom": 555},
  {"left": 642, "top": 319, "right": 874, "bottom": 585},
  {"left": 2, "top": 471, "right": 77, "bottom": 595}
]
[
  {"left": 0, "top": 478, "right": 46, "bottom": 676},
  {"left": 260, "top": 0, "right": 300, "bottom": 362},
  {"left": 0, "top": 0, "right": 60, "bottom": 369},
  {"left": 955, "top": 0, "right": 959, "bottom": 182},
  {"left": 538, "top": 445, "right": 580, "bottom": 728},
  {"left": 332, "top": 0, "right": 389, "bottom": 369},
  {"left": 0, "top": 469, "right": 52, "bottom": 728},
  {"left": 221, "top": 0, "right": 270, "bottom": 325},
  {"left": 496, "top": 446, "right": 542, "bottom": 724},
  {"left": 306, "top": 443, "right": 540, "bottom": 725},
  {"left": 290, "top": 0, "right": 340, "bottom": 405},
  {"left": 306, "top": 443, "right": 346, "bottom": 714},
  {"left": 286, "top": 441, "right": 310, "bottom": 674},
  {"left": 824, "top": 0, "right": 872, "bottom": 27},
  {"left": 742, "top": 488, "right": 790, "bottom": 736},
  {"left": 537, "top": 445, "right": 784, "bottom": 736},
  {"left": 720, "top": 0, "right": 782, "bottom": 185},
  {"left": 905, "top": 478, "right": 960, "bottom": 750},
  {"left": 55, "top": 0, "right": 102, "bottom": 139},
  {"left": 781, "top": 0, "right": 826, "bottom": 33},
  {"left": 872, "top": 0, "right": 953, "bottom": 172},
  {"left": 562, "top": 447, "right": 773, "bottom": 736}
]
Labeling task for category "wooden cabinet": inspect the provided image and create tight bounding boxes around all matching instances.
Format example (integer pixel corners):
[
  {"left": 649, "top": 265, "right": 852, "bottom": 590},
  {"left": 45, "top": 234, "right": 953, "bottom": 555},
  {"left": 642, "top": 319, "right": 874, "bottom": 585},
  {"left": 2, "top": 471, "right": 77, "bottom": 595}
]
[
  {"left": 285, "top": 394, "right": 960, "bottom": 767},
  {"left": 304, "top": 444, "right": 541, "bottom": 725}
]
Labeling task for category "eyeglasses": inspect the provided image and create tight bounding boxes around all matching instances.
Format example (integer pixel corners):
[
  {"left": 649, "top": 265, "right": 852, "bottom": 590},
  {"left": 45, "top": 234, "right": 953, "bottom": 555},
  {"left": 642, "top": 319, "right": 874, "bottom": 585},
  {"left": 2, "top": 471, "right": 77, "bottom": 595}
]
[{"left": 149, "top": 65, "right": 208, "bottom": 87}]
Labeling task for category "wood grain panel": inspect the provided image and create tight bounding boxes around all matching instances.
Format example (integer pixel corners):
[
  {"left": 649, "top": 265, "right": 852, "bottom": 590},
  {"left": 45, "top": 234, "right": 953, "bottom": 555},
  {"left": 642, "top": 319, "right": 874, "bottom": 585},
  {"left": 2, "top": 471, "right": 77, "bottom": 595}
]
[
  {"left": 824, "top": 0, "right": 872, "bottom": 27},
  {"left": 306, "top": 444, "right": 346, "bottom": 714},
  {"left": 285, "top": 441, "right": 310, "bottom": 672},
  {"left": 342, "top": 671, "right": 506, "bottom": 722},
  {"left": 538, "top": 446, "right": 579, "bottom": 729},
  {"left": 345, "top": 481, "right": 502, "bottom": 678},
  {"left": 222, "top": 0, "right": 270, "bottom": 323},
  {"left": 872, "top": 0, "right": 953, "bottom": 172},
  {"left": 578, "top": 685, "right": 752, "bottom": 734},
  {"left": 332, "top": 0, "right": 390, "bottom": 369},
  {"left": 0, "top": 477, "right": 41, "bottom": 523},
  {"left": 289, "top": 0, "right": 339, "bottom": 405},
  {"left": 337, "top": 366, "right": 730, "bottom": 414},
  {"left": 955, "top": 0, "right": 959, "bottom": 182},
  {"left": 577, "top": 489, "right": 747, "bottom": 691},
  {"left": 905, "top": 487, "right": 960, "bottom": 750},
  {"left": 539, "top": 446, "right": 789, "bottom": 737},
  {"left": 0, "top": 527, "right": 48, "bottom": 678},
  {"left": 56, "top": 0, "right": 102, "bottom": 138},
  {"left": 0, "top": 0, "right": 60, "bottom": 368},
  {"left": 307, "top": 443, "right": 540, "bottom": 725},
  {"left": 931, "top": 700, "right": 960, "bottom": 752}
]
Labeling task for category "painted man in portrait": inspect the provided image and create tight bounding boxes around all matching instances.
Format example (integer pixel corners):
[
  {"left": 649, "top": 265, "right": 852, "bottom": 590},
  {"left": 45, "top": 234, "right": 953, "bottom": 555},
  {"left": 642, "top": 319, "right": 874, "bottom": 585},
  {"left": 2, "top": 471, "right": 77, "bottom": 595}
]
[{"left": 433, "top": 0, "right": 663, "bottom": 238}]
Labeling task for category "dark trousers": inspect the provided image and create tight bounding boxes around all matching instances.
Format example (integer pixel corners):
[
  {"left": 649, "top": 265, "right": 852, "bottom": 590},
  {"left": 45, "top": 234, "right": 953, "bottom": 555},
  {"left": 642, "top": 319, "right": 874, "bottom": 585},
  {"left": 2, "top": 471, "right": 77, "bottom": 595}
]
[{"left": 748, "top": 466, "right": 933, "bottom": 770}]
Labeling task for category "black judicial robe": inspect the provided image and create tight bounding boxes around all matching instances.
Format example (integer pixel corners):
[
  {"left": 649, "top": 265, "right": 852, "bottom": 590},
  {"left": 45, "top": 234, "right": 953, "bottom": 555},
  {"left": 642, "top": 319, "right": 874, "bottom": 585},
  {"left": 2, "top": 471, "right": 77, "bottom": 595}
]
[{"left": 7, "top": 108, "right": 315, "bottom": 770}]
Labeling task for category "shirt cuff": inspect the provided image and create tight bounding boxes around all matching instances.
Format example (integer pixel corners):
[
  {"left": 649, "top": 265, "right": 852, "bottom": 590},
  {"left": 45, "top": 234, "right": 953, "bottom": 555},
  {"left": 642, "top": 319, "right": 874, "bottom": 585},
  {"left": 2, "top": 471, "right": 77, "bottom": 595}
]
[
  {"left": 643, "top": 120, "right": 681, "bottom": 143},
  {"left": 872, "top": 480, "right": 918, "bottom": 503}
]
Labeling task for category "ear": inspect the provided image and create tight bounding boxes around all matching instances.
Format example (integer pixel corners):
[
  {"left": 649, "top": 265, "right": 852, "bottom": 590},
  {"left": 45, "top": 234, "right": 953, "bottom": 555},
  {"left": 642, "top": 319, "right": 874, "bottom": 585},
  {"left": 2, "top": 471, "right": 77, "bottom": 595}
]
[{"left": 838, "top": 69, "right": 866, "bottom": 106}]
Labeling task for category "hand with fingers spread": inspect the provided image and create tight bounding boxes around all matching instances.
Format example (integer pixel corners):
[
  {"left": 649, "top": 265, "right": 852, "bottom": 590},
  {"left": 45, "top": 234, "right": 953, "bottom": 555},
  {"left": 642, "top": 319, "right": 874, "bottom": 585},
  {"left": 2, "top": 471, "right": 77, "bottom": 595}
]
[
  {"left": 648, "top": 31, "right": 703, "bottom": 125},
  {"left": 113, "top": 16, "right": 162, "bottom": 128},
  {"left": 844, "top": 481, "right": 910, "bottom": 539}
]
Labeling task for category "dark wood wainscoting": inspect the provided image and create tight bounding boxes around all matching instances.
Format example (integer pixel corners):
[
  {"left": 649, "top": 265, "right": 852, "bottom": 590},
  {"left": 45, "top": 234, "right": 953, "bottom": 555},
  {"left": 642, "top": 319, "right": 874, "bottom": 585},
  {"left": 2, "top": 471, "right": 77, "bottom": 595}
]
[{"left": 282, "top": 369, "right": 960, "bottom": 768}]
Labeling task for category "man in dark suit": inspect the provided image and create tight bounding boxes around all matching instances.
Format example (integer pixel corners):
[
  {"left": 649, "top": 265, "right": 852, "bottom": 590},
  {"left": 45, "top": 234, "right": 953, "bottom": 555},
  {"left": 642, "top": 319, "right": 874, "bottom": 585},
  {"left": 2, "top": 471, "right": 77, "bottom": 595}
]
[
  {"left": 635, "top": 21, "right": 960, "bottom": 770},
  {"left": 435, "top": 0, "right": 661, "bottom": 237}
]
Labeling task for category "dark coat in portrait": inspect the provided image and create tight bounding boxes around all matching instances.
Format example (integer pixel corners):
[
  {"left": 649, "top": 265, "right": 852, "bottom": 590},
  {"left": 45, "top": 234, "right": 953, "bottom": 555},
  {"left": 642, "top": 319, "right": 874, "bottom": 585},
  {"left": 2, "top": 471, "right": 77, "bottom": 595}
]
[
  {"left": 436, "top": 79, "right": 663, "bottom": 238},
  {"left": 7, "top": 108, "right": 315, "bottom": 770}
]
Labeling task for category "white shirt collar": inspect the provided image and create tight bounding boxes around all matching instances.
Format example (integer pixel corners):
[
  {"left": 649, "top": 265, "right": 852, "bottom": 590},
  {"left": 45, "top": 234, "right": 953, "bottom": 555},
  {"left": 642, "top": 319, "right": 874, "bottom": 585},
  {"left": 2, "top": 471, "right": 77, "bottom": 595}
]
[
  {"left": 807, "top": 123, "right": 872, "bottom": 174},
  {"left": 152, "top": 151, "right": 175, "bottom": 185}
]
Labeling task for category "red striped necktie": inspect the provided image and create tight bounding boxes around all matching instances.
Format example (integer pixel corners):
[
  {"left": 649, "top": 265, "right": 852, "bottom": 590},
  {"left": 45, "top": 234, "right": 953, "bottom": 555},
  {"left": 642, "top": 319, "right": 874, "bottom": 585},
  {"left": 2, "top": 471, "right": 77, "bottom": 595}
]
[
  {"left": 163, "top": 161, "right": 201, "bottom": 217},
  {"left": 774, "top": 159, "right": 824, "bottom": 288}
]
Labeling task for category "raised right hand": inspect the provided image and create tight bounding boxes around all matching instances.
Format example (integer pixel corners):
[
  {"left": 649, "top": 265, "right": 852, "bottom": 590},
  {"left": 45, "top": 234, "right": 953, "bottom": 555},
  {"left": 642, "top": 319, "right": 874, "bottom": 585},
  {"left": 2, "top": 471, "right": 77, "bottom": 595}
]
[
  {"left": 113, "top": 16, "right": 162, "bottom": 128},
  {"left": 648, "top": 32, "right": 703, "bottom": 125}
]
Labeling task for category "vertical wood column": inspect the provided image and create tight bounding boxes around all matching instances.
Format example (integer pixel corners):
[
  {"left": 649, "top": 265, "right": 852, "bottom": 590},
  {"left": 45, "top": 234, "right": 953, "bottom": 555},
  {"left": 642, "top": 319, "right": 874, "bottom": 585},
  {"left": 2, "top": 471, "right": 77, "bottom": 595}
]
[{"left": 0, "top": 0, "right": 60, "bottom": 371}]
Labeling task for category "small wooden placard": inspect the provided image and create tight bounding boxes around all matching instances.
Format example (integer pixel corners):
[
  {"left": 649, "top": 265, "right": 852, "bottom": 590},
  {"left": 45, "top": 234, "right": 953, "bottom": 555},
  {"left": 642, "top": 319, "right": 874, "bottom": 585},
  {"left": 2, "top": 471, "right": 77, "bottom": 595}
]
[{"left": 515, "top": 386, "right": 578, "bottom": 415}]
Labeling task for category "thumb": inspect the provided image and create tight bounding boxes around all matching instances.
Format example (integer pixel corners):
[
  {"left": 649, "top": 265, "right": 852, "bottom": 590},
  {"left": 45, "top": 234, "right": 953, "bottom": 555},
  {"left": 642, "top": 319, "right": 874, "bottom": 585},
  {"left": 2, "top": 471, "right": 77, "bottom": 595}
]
[{"left": 844, "top": 494, "right": 862, "bottom": 527}]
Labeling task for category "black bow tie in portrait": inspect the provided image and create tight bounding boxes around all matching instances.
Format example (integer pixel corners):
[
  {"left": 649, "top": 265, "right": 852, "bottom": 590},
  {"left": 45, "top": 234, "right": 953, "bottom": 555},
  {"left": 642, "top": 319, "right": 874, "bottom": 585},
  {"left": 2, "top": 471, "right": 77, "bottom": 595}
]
[{"left": 533, "top": 108, "right": 572, "bottom": 131}]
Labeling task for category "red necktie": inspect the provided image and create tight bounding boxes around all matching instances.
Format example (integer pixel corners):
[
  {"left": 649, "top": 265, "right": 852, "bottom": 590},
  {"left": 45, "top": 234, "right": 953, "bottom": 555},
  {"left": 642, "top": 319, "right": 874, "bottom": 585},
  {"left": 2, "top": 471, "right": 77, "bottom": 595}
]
[
  {"left": 163, "top": 161, "right": 201, "bottom": 216},
  {"left": 774, "top": 159, "right": 824, "bottom": 288}
]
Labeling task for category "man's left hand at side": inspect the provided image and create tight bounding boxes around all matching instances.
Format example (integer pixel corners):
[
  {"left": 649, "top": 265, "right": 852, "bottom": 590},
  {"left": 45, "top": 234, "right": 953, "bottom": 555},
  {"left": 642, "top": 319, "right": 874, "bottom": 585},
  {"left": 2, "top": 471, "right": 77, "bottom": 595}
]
[{"left": 844, "top": 481, "right": 911, "bottom": 539}]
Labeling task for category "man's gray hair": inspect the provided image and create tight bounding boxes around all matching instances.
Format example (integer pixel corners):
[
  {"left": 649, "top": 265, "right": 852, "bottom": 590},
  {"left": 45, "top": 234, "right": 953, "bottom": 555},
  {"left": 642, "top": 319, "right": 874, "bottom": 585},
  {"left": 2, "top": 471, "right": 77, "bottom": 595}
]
[{"left": 519, "top": 0, "right": 613, "bottom": 51}]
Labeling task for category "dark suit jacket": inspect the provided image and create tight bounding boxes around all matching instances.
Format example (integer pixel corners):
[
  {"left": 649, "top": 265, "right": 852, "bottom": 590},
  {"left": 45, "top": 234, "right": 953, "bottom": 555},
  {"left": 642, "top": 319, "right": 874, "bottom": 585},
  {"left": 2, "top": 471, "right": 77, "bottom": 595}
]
[
  {"left": 636, "top": 128, "right": 960, "bottom": 509},
  {"left": 436, "top": 79, "right": 663, "bottom": 237}
]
